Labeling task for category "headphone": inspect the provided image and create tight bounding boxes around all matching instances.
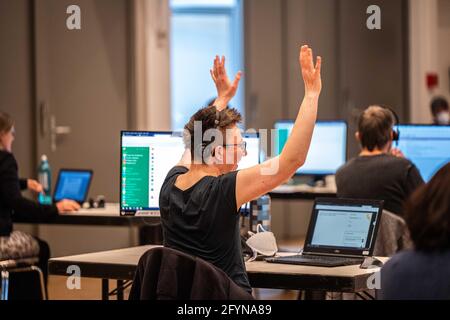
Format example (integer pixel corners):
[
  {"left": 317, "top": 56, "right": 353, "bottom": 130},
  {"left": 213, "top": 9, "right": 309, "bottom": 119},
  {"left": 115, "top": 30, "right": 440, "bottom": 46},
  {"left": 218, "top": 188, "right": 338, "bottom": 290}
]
[
  {"left": 214, "top": 108, "right": 221, "bottom": 127},
  {"left": 197, "top": 107, "right": 222, "bottom": 160},
  {"left": 381, "top": 105, "right": 400, "bottom": 145}
]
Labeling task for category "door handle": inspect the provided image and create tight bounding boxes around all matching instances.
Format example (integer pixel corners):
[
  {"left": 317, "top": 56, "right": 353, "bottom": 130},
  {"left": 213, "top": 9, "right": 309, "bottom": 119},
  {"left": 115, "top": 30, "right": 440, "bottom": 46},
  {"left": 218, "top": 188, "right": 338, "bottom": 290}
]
[
  {"left": 39, "top": 102, "right": 49, "bottom": 137},
  {"left": 50, "top": 115, "right": 71, "bottom": 152}
]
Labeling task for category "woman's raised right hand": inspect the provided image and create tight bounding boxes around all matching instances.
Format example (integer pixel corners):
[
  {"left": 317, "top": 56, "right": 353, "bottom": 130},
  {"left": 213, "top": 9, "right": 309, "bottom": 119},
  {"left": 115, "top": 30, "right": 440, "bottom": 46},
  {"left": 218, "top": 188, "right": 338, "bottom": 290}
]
[{"left": 299, "top": 45, "right": 322, "bottom": 98}]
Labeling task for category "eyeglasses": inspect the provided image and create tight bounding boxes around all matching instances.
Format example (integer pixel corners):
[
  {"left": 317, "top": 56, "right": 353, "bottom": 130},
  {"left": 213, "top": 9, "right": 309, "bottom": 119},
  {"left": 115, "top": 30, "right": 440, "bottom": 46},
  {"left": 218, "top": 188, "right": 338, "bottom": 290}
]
[{"left": 223, "top": 141, "right": 247, "bottom": 153}]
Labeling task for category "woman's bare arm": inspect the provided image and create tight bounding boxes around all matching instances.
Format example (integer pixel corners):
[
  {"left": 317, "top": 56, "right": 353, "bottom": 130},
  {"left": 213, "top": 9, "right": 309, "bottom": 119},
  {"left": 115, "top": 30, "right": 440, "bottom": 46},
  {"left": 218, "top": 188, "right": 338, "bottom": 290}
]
[{"left": 235, "top": 45, "right": 322, "bottom": 207}]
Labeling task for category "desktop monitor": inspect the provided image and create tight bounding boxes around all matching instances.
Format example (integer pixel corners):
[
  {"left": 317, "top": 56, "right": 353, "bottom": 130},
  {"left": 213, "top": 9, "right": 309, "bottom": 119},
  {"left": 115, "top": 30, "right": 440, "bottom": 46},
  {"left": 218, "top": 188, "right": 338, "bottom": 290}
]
[
  {"left": 237, "top": 132, "right": 260, "bottom": 171},
  {"left": 397, "top": 124, "right": 450, "bottom": 182},
  {"left": 274, "top": 121, "right": 348, "bottom": 176},
  {"left": 120, "top": 131, "right": 260, "bottom": 215}
]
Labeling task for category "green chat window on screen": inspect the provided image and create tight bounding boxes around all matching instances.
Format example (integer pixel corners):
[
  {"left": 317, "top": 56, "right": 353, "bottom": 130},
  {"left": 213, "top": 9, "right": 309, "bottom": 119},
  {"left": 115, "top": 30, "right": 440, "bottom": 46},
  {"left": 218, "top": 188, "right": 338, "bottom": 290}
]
[{"left": 122, "top": 147, "right": 149, "bottom": 207}]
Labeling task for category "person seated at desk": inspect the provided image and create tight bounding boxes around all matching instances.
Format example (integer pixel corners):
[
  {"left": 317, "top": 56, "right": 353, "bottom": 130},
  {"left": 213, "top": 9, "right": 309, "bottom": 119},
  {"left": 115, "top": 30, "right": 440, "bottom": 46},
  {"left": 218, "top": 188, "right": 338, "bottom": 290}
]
[
  {"left": 335, "top": 106, "right": 424, "bottom": 216},
  {"left": 0, "top": 111, "right": 79, "bottom": 281},
  {"left": 159, "top": 46, "right": 322, "bottom": 294},
  {"left": 19, "top": 177, "right": 43, "bottom": 194},
  {"left": 430, "top": 96, "right": 449, "bottom": 125},
  {"left": 380, "top": 162, "right": 450, "bottom": 300}
]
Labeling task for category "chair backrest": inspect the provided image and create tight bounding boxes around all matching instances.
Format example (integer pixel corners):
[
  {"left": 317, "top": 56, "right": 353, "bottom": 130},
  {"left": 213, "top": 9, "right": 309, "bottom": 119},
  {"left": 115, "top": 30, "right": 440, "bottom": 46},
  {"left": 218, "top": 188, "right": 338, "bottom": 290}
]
[
  {"left": 0, "top": 257, "right": 39, "bottom": 269},
  {"left": 373, "top": 210, "right": 413, "bottom": 257},
  {"left": 1, "top": 258, "right": 45, "bottom": 300},
  {"left": 129, "top": 247, "right": 253, "bottom": 300}
]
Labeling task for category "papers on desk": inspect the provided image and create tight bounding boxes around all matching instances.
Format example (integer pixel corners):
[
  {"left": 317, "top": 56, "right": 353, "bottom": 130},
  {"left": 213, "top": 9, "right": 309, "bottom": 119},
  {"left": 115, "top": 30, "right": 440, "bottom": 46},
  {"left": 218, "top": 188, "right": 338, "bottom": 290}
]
[{"left": 272, "top": 184, "right": 337, "bottom": 194}]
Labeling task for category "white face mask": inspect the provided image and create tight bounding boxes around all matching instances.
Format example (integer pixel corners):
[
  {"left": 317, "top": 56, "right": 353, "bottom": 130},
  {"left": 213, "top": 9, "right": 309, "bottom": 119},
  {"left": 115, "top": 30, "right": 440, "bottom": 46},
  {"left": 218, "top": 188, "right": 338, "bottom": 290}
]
[
  {"left": 246, "top": 224, "right": 278, "bottom": 261},
  {"left": 436, "top": 112, "right": 450, "bottom": 125}
]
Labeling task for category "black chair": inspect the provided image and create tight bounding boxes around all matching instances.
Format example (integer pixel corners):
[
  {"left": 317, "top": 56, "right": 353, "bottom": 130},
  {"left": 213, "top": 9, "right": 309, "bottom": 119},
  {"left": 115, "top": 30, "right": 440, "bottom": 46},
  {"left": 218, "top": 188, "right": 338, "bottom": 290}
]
[
  {"left": 0, "top": 257, "right": 46, "bottom": 300},
  {"left": 129, "top": 247, "right": 253, "bottom": 300}
]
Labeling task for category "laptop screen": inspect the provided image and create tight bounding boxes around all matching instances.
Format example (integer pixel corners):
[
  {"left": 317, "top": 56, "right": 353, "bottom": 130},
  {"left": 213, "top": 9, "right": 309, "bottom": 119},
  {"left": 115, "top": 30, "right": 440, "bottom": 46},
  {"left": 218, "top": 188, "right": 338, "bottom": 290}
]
[
  {"left": 54, "top": 170, "right": 93, "bottom": 203},
  {"left": 304, "top": 199, "right": 383, "bottom": 256}
]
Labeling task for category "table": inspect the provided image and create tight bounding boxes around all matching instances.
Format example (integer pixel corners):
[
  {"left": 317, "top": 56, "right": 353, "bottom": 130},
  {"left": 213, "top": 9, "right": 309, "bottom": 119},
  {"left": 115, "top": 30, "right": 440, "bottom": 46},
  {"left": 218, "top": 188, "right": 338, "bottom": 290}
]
[
  {"left": 269, "top": 185, "right": 336, "bottom": 200},
  {"left": 49, "top": 246, "right": 387, "bottom": 300},
  {"left": 13, "top": 203, "right": 160, "bottom": 227}
]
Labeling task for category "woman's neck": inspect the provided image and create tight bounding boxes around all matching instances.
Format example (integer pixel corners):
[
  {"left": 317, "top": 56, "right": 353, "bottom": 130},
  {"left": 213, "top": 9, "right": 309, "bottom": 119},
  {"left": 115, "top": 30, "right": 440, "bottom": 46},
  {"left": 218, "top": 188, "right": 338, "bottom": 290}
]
[
  {"left": 188, "top": 164, "right": 222, "bottom": 177},
  {"left": 175, "top": 164, "right": 222, "bottom": 191}
]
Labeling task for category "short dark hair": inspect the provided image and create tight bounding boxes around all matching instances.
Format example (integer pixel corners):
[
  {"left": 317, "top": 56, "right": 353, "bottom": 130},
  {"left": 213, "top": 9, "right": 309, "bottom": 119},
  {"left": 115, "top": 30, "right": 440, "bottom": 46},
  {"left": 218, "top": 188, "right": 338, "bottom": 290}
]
[
  {"left": 207, "top": 97, "right": 231, "bottom": 109},
  {"left": 357, "top": 106, "right": 395, "bottom": 152},
  {"left": 404, "top": 162, "right": 450, "bottom": 252},
  {"left": 0, "top": 111, "right": 14, "bottom": 134},
  {"left": 430, "top": 97, "right": 449, "bottom": 115},
  {"left": 184, "top": 106, "right": 242, "bottom": 163}
]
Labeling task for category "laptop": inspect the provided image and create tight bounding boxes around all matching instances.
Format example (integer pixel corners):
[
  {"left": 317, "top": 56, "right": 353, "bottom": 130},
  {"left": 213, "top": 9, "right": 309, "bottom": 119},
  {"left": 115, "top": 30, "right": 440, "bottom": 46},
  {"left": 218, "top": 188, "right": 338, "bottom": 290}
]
[
  {"left": 53, "top": 169, "right": 93, "bottom": 205},
  {"left": 265, "top": 198, "right": 383, "bottom": 267}
]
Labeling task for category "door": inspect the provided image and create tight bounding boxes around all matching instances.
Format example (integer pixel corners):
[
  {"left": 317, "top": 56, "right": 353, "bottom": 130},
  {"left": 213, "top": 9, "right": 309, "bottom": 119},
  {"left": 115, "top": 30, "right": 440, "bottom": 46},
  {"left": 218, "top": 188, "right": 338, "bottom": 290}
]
[{"left": 33, "top": 0, "right": 130, "bottom": 202}]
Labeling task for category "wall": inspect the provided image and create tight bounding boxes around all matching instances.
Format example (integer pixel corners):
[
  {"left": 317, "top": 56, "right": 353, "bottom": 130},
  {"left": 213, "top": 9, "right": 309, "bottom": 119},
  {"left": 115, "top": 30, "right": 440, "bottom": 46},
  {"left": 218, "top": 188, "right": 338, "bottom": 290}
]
[
  {"left": 244, "top": 0, "right": 340, "bottom": 240},
  {"left": 409, "top": 0, "right": 450, "bottom": 123},
  {"left": 409, "top": 0, "right": 439, "bottom": 123},
  {"left": 132, "top": 0, "right": 171, "bottom": 131},
  {"left": 437, "top": 0, "right": 450, "bottom": 103},
  {"left": 0, "top": 0, "right": 36, "bottom": 236},
  {"left": 33, "top": 0, "right": 130, "bottom": 202},
  {"left": 32, "top": 0, "right": 134, "bottom": 256},
  {"left": 0, "top": 0, "right": 34, "bottom": 179}
]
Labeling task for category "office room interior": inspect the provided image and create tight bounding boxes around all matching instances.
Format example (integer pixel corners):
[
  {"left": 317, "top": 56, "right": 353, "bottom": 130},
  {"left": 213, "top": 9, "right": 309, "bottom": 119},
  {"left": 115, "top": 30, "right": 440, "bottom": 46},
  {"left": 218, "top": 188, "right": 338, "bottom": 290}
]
[{"left": 1, "top": 0, "right": 450, "bottom": 302}]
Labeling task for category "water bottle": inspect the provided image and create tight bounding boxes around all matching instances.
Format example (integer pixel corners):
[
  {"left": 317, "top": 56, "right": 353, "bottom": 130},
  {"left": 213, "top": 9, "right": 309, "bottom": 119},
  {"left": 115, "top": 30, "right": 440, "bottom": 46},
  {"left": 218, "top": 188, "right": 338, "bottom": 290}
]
[
  {"left": 38, "top": 155, "right": 52, "bottom": 205},
  {"left": 250, "top": 194, "right": 271, "bottom": 232}
]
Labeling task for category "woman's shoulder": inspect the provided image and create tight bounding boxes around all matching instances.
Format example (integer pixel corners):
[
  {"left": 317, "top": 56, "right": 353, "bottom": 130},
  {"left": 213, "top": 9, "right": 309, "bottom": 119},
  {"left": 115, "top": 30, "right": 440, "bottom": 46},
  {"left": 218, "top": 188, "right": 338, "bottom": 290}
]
[
  {"left": 217, "top": 170, "right": 238, "bottom": 184},
  {"left": 0, "top": 150, "right": 16, "bottom": 167},
  {"left": 163, "top": 166, "right": 189, "bottom": 184}
]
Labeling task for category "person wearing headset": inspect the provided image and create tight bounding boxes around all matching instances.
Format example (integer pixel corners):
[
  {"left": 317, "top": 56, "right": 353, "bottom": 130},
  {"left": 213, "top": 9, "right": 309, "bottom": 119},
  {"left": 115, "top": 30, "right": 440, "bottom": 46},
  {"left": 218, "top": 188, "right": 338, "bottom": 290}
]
[
  {"left": 160, "top": 46, "right": 322, "bottom": 294},
  {"left": 335, "top": 106, "right": 424, "bottom": 216}
]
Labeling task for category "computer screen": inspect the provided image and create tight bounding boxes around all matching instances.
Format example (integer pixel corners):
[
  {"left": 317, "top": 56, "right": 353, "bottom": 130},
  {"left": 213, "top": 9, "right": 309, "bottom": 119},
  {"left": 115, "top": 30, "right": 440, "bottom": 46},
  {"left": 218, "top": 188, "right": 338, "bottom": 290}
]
[
  {"left": 397, "top": 125, "right": 450, "bottom": 182},
  {"left": 120, "top": 131, "right": 260, "bottom": 214},
  {"left": 305, "top": 199, "right": 382, "bottom": 255},
  {"left": 54, "top": 170, "right": 93, "bottom": 203},
  {"left": 236, "top": 132, "right": 260, "bottom": 171},
  {"left": 274, "top": 121, "right": 347, "bottom": 175}
]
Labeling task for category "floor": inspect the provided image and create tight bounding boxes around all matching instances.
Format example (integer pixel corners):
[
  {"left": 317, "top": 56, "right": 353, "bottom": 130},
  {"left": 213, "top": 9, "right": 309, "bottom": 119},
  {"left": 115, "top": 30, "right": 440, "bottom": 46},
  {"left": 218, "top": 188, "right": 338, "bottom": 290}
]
[
  {"left": 47, "top": 277, "right": 299, "bottom": 300},
  {"left": 47, "top": 238, "right": 304, "bottom": 300}
]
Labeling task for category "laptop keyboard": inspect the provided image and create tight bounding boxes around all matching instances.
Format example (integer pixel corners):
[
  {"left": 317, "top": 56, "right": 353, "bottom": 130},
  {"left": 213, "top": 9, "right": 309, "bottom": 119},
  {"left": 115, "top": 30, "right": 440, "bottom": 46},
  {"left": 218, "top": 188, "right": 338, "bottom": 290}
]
[{"left": 265, "top": 255, "right": 364, "bottom": 267}]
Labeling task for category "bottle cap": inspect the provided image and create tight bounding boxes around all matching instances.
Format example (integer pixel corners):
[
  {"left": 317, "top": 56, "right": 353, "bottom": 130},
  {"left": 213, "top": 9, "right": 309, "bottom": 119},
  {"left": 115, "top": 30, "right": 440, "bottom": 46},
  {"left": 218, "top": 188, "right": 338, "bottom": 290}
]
[{"left": 41, "top": 154, "right": 48, "bottom": 161}]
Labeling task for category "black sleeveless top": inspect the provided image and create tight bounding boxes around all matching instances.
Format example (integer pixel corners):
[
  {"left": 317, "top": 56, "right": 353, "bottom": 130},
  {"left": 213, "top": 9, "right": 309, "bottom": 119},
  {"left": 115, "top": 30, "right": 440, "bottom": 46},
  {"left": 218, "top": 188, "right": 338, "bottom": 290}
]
[{"left": 159, "top": 166, "right": 251, "bottom": 293}]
